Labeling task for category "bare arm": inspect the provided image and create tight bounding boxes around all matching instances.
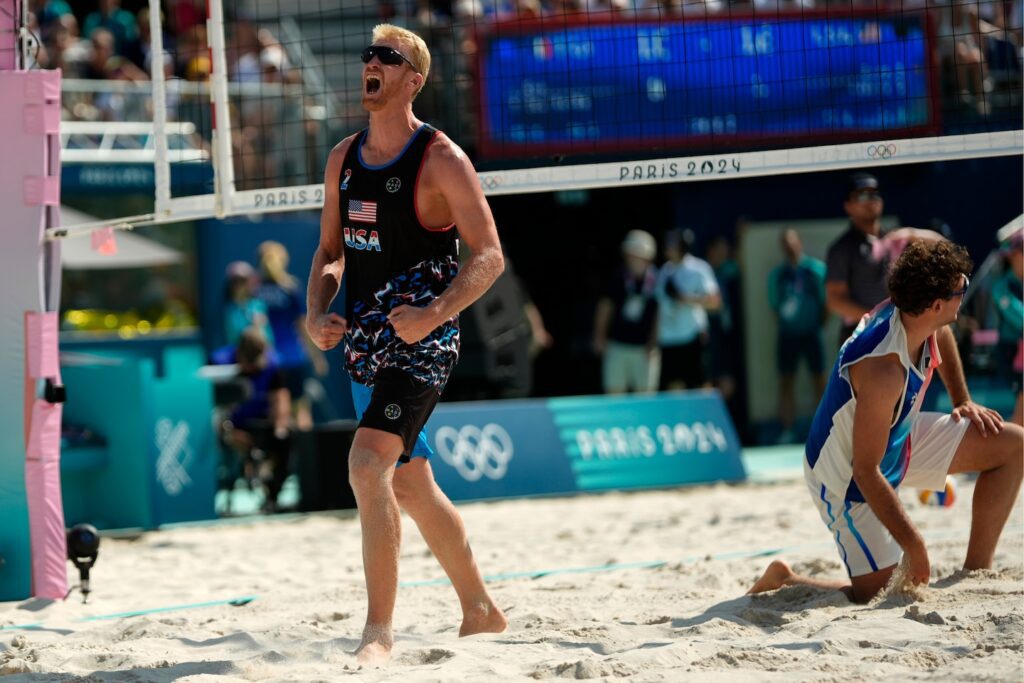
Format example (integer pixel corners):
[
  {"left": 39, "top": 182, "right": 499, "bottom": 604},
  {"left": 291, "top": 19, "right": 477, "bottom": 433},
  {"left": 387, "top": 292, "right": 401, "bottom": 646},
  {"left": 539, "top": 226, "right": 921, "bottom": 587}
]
[
  {"left": 388, "top": 137, "right": 505, "bottom": 343},
  {"left": 935, "top": 324, "right": 1003, "bottom": 435},
  {"left": 826, "top": 280, "right": 871, "bottom": 323},
  {"left": 677, "top": 291, "right": 721, "bottom": 311},
  {"left": 849, "top": 357, "right": 927, "bottom": 567},
  {"left": 305, "top": 140, "right": 352, "bottom": 350},
  {"left": 593, "top": 298, "right": 613, "bottom": 354}
]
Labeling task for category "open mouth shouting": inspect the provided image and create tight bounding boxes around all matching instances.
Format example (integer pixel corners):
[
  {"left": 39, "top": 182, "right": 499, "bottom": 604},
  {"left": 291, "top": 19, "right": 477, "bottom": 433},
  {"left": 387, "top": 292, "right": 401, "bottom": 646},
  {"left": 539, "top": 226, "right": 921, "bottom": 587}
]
[{"left": 365, "top": 74, "right": 381, "bottom": 95}]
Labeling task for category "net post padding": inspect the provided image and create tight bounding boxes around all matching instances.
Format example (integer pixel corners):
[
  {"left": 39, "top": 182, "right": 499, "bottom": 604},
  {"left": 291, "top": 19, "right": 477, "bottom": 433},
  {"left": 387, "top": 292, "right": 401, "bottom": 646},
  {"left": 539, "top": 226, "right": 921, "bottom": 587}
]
[
  {"left": 149, "top": 0, "right": 171, "bottom": 218},
  {"left": 207, "top": 0, "right": 235, "bottom": 219}
]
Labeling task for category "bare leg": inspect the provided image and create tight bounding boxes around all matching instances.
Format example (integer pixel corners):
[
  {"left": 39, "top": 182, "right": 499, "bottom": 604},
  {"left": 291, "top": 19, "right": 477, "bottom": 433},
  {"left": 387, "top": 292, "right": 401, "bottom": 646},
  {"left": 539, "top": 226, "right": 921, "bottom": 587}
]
[
  {"left": 1011, "top": 392, "right": 1022, "bottom": 428},
  {"left": 394, "top": 459, "right": 507, "bottom": 637},
  {"left": 748, "top": 560, "right": 849, "bottom": 595},
  {"left": 948, "top": 422, "right": 1024, "bottom": 570},
  {"left": 748, "top": 559, "right": 897, "bottom": 603},
  {"left": 348, "top": 428, "right": 405, "bottom": 665}
]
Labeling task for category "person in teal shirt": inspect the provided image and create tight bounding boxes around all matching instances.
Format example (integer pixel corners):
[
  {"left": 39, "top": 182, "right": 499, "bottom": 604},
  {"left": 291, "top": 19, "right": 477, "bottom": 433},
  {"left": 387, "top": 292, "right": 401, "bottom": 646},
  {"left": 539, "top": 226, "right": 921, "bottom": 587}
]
[
  {"left": 991, "top": 231, "right": 1023, "bottom": 425},
  {"left": 768, "top": 229, "right": 828, "bottom": 442},
  {"left": 83, "top": 0, "right": 139, "bottom": 55},
  {"left": 224, "top": 261, "right": 274, "bottom": 350}
]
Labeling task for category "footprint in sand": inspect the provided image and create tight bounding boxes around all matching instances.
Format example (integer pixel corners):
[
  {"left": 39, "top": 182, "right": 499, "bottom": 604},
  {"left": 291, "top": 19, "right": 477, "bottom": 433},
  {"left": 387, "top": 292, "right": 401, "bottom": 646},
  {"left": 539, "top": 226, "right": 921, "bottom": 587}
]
[{"left": 397, "top": 648, "right": 455, "bottom": 665}]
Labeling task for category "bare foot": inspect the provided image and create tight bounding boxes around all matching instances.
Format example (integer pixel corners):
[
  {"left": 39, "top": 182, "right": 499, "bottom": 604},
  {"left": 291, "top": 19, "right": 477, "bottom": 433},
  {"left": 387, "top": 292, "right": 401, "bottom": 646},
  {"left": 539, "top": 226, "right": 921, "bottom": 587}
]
[
  {"left": 459, "top": 600, "right": 508, "bottom": 637},
  {"left": 748, "top": 559, "right": 795, "bottom": 594},
  {"left": 355, "top": 624, "right": 393, "bottom": 667}
]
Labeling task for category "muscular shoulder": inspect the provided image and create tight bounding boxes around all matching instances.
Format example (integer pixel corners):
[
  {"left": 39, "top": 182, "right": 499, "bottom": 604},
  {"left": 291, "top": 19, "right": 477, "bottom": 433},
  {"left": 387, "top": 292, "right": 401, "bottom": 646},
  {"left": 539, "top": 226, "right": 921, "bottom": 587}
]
[
  {"left": 326, "top": 134, "right": 360, "bottom": 172},
  {"left": 422, "top": 131, "right": 474, "bottom": 178},
  {"left": 849, "top": 353, "right": 905, "bottom": 398}
]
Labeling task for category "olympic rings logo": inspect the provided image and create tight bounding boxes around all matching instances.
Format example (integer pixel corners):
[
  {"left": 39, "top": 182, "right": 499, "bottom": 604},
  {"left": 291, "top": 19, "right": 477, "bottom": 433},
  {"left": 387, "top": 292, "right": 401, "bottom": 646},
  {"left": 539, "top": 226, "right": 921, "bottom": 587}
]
[
  {"left": 434, "top": 423, "right": 514, "bottom": 482},
  {"left": 866, "top": 144, "right": 897, "bottom": 159},
  {"left": 480, "top": 175, "right": 503, "bottom": 191}
]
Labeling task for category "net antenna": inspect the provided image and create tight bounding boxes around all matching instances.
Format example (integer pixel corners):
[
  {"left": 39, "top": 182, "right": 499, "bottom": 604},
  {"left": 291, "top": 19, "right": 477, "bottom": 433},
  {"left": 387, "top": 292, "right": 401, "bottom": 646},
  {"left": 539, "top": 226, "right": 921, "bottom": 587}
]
[{"left": 47, "top": 0, "right": 1023, "bottom": 242}]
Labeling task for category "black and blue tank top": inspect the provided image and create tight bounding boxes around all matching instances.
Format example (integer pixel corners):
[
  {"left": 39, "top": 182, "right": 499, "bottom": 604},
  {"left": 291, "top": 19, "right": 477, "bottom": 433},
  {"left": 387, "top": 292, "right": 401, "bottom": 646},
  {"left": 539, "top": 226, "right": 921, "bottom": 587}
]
[{"left": 338, "top": 124, "right": 460, "bottom": 391}]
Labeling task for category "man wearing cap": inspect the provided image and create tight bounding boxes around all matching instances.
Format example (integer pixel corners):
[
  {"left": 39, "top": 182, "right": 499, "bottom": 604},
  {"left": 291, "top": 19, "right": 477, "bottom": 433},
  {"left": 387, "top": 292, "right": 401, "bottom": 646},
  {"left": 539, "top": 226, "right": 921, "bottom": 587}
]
[
  {"left": 593, "top": 230, "right": 661, "bottom": 393},
  {"left": 656, "top": 229, "right": 721, "bottom": 390},
  {"left": 826, "top": 173, "right": 889, "bottom": 347}
]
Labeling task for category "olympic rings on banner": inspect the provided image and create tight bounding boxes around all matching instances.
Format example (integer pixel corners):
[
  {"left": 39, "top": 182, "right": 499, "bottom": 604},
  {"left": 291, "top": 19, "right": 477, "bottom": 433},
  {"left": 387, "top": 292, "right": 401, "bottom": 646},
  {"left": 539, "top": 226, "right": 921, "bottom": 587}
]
[
  {"left": 867, "top": 143, "right": 897, "bottom": 159},
  {"left": 434, "top": 423, "right": 515, "bottom": 482}
]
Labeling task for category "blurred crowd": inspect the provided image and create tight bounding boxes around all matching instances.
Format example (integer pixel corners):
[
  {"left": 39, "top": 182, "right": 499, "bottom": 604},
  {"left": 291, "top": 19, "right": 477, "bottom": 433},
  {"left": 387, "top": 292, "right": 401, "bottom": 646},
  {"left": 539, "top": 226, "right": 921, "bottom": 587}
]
[
  {"left": 33, "top": 0, "right": 1023, "bottom": 146},
  {"left": 34, "top": 0, "right": 322, "bottom": 188}
]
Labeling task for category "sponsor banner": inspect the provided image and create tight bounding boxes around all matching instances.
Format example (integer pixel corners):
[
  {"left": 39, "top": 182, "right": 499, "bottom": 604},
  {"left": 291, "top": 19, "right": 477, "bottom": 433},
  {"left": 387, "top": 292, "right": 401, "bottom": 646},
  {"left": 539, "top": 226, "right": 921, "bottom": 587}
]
[{"left": 426, "top": 390, "right": 745, "bottom": 502}]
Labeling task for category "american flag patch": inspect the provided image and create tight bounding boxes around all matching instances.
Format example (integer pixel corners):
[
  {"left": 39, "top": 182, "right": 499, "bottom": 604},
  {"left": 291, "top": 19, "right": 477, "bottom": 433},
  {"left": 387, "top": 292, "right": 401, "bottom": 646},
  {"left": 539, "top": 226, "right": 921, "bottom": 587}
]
[{"left": 349, "top": 199, "right": 377, "bottom": 223}]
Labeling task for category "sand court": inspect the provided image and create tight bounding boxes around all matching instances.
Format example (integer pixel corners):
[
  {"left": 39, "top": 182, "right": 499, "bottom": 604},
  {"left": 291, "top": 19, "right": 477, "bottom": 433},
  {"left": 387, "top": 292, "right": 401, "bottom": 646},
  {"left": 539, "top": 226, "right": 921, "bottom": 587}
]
[{"left": 1, "top": 474, "right": 1021, "bottom": 681}]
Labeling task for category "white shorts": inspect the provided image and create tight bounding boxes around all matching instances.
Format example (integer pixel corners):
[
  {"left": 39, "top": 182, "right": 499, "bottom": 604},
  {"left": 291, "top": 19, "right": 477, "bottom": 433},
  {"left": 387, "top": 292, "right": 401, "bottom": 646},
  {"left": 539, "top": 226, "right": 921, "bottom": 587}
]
[{"left": 806, "top": 412, "right": 970, "bottom": 578}]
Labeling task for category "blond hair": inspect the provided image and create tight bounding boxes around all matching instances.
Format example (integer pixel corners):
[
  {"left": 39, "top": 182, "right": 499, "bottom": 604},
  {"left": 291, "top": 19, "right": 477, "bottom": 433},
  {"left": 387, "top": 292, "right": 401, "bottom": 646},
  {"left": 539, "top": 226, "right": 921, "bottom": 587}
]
[
  {"left": 372, "top": 23, "right": 430, "bottom": 96},
  {"left": 258, "top": 240, "right": 297, "bottom": 289}
]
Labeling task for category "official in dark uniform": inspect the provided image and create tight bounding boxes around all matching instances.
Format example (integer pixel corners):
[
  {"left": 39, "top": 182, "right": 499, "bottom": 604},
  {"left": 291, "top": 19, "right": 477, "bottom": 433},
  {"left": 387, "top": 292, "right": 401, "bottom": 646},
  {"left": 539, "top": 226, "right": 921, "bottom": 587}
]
[{"left": 826, "top": 173, "right": 890, "bottom": 347}]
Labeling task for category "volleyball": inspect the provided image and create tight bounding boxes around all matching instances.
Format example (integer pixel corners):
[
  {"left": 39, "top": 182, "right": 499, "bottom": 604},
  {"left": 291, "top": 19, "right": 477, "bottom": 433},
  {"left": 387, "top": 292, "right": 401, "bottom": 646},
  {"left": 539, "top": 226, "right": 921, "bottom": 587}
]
[{"left": 918, "top": 476, "right": 957, "bottom": 508}]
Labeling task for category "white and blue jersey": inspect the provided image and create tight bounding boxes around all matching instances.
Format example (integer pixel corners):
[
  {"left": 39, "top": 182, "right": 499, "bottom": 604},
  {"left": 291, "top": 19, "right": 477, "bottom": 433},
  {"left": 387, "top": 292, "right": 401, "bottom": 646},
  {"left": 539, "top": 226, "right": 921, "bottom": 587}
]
[{"left": 805, "top": 301, "right": 940, "bottom": 503}]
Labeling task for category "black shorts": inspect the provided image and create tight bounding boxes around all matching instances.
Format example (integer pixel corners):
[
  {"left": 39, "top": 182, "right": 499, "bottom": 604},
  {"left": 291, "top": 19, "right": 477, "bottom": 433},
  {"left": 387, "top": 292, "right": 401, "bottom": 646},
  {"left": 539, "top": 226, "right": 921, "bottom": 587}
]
[
  {"left": 777, "top": 331, "right": 825, "bottom": 375},
  {"left": 660, "top": 337, "right": 707, "bottom": 389},
  {"left": 358, "top": 367, "right": 441, "bottom": 462}
]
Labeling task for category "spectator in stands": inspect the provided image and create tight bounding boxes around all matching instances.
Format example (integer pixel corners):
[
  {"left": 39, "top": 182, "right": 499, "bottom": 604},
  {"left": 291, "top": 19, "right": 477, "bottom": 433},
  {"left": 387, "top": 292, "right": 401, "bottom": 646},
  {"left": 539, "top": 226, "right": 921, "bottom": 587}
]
[
  {"left": 582, "top": 0, "right": 630, "bottom": 17},
  {"left": 224, "top": 260, "right": 274, "bottom": 350},
  {"left": 991, "top": 231, "right": 1023, "bottom": 426},
  {"left": 173, "top": 22, "right": 206, "bottom": 80},
  {"left": 953, "top": 2, "right": 992, "bottom": 115},
  {"left": 549, "top": 0, "right": 585, "bottom": 17},
  {"left": 221, "top": 327, "right": 293, "bottom": 514},
  {"left": 593, "top": 230, "right": 661, "bottom": 394},
  {"left": 706, "top": 234, "right": 747, "bottom": 435},
  {"left": 83, "top": 0, "right": 139, "bottom": 57},
  {"left": 769, "top": 229, "right": 828, "bottom": 443},
  {"left": 825, "top": 172, "right": 889, "bottom": 348},
  {"left": 33, "top": 0, "right": 72, "bottom": 32},
  {"left": 85, "top": 27, "right": 148, "bottom": 82},
  {"left": 636, "top": 0, "right": 682, "bottom": 16},
  {"left": 126, "top": 6, "right": 174, "bottom": 76},
  {"left": 170, "top": 0, "right": 205, "bottom": 36},
  {"left": 228, "top": 15, "right": 262, "bottom": 84},
  {"left": 1011, "top": 0, "right": 1023, "bottom": 43},
  {"left": 44, "top": 13, "right": 88, "bottom": 79},
  {"left": 255, "top": 241, "right": 328, "bottom": 431},
  {"left": 656, "top": 228, "right": 721, "bottom": 390}
]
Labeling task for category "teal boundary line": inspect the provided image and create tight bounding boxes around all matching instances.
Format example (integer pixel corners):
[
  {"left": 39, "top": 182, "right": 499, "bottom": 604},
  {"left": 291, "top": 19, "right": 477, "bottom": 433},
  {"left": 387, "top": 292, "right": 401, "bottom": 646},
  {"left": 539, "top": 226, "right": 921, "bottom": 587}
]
[
  {"left": 0, "top": 595, "right": 257, "bottom": 632},
  {"left": 399, "top": 523, "right": 1022, "bottom": 588},
  {"left": 3, "top": 523, "right": 1019, "bottom": 629}
]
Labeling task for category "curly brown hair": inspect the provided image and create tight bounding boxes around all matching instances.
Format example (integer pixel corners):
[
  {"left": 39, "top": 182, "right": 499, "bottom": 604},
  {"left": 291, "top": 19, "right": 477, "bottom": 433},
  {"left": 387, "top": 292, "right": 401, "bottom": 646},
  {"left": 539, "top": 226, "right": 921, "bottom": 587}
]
[{"left": 888, "top": 240, "right": 973, "bottom": 315}]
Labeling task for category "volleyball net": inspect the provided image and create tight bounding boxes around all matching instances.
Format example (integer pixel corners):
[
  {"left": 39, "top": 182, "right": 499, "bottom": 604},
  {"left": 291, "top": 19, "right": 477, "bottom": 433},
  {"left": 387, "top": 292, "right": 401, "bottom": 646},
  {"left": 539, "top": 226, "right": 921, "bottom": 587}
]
[{"left": 52, "top": 0, "right": 1022, "bottom": 237}]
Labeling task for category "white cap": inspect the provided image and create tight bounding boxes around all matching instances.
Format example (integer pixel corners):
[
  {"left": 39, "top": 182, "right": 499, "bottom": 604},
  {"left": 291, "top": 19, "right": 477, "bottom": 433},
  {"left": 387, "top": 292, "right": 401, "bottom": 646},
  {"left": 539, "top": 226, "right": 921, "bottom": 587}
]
[
  {"left": 621, "top": 230, "right": 657, "bottom": 260},
  {"left": 260, "top": 46, "right": 286, "bottom": 70}
]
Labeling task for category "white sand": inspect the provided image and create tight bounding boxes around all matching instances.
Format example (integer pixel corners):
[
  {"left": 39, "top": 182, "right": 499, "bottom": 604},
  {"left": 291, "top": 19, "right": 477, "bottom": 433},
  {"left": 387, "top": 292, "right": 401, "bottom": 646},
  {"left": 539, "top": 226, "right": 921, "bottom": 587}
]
[{"left": 1, "top": 476, "right": 1022, "bottom": 682}]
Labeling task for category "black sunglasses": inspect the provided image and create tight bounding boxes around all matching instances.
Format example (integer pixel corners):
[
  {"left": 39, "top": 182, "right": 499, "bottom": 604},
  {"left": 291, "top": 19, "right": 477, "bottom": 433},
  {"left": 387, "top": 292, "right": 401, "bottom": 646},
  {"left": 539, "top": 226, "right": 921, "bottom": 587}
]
[
  {"left": 361, "top": 45, "right": 417, "bottom": 71},
  {"left": 945, "top": 274, "right": 970, "bottom": 300}
]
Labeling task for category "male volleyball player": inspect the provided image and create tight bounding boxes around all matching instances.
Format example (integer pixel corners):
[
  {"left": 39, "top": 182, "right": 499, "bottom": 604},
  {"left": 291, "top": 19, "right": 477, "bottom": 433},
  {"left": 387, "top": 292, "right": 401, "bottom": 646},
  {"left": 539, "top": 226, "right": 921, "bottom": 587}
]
[
  {"left": 749, "top": 240, "right": 1023, "bottom": 603},
  {"left": 306, "top": 24, "right": 507, "bottom": 665}
]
